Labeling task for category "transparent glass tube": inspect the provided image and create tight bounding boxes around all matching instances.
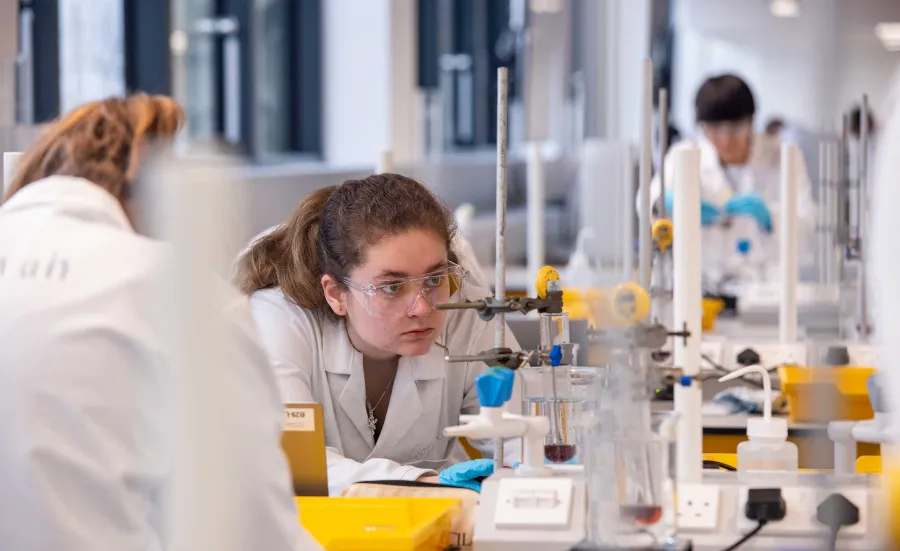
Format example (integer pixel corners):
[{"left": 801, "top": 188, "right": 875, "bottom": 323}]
[
  {"left": 581, "top": 409, "right": 677, "bottom": 547},
  {"left": 520, "top": 365, "right": 601, "bottom": 464},
  {"left": 539, "top": 312, "right": 570, "bottom": 351}
]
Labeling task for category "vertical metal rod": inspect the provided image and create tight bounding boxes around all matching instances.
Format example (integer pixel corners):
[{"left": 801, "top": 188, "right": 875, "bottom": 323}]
[
  {"left": 837, "top": 114, "right": 850, "bottom": 248},
  {"left": 838, "top": 114, "right": 850, "bottom": 285},
  {"left": 638, "top": 58, "right": 653, "bottom": 289},
  {"left": 825, "top": 141, "right": 839, "bottom": 285},
  {"left": 494, "top": 67, "right": 509, "bottom": 470},
  {"left": 658, "top": 88, "right": 669, "bottom": 218},
  {"left": 858, "top": 95, "right": 871, "bottom": 340},
  {"left": 818, "top": 142, "right": 828, "bottom": 284},
  {"left": 377, "top": 150, "right": 394, "bottom": 173}
]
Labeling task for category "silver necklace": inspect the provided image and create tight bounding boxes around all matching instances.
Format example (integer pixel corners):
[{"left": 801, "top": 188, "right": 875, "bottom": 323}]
[{"left": 366, "top": 378, "right": 394, "bottom": 439}]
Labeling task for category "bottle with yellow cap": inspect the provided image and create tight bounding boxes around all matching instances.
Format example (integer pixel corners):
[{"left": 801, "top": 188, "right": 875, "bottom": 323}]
[{"left": 650, "top": 219, "right": 674, "bottom": 326}]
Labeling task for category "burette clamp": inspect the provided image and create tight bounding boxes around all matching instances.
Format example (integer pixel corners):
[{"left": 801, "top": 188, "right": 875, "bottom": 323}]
[
  {"left": 435, "top": 293, "right": 563, "bottom": 321},
  {"left": 445, "top": 348, "right": 539, "bottom": 370},
  {"left": 666, "top": 322, "right": 692, "bottom": 346},
  {"left": 445, "top": 343, "right": 576, "bottom": 369},
  {"left": 435, "top": 265, "right": 564, "bottom": 321}
]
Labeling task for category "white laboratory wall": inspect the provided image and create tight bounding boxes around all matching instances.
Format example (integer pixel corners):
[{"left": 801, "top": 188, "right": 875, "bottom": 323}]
[
  {"left": 573, "top": 0, "right": 651, "bottom": 145},
  {"left": 322, "top": 0, "right": 390, "bottom": 168},
  {"left": 672, "top": 0, "right": 900, "bottom": 135},
  {"left": 834, "top": 34, "right": 900, "bottom": 121},
  {"left": 323, "top": 0, "right": 422, "bottom": 168},
  {"left": 671, "top": 0, "right": 838, "bottom": 136},
  {"left": 58, "top": 0, "right": 126, "bottom": 114}
]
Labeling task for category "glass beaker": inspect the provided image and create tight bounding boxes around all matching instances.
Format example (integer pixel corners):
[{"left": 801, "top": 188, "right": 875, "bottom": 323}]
[
  {"left": 580, "top": 410, "right": 678, "bottom": 548},
  {"left": 519, "top": 365, "right": 601, "bottom": 464},
  {"left": 539, "top": 311, "right": 570, "bottom": 350}
]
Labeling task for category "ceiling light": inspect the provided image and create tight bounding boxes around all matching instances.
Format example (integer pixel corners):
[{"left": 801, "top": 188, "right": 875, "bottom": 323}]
[
  {"left": 770, "top": 0, "right": 799, "bottom": 18},
  {"left": 876, "top": 23, "right": 900, "bottom": 52}
]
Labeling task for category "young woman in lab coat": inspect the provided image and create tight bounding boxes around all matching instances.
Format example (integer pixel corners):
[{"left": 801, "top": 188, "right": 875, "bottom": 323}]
[
  {"left": 0, "top": 95, "right": 316, "bottom": 550},
  {"left": 651, "top": 74, "right": 815, "bottom": 292},
  {"left": 236, "top": 174, "right": 521, "bottom": 495}
]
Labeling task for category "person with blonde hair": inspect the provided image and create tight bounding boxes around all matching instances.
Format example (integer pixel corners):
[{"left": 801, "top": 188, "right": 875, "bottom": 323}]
[
  {"left": 0, "top": 94, "right": 314, "bottom": 550},
  {"left": 236, "top": 173, "right": 522, "bottom": 496}
]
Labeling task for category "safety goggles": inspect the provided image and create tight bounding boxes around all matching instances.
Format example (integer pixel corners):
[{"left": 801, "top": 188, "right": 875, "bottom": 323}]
[
  {"left": 343, "top": 262, "right": 467, "bottom": 319},
  {"left": 701, "top": 119, "right": 752, "bottom": 138}
]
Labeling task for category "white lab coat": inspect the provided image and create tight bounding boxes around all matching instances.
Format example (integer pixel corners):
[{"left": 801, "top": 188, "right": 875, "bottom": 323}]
[
  {"left": 0, "top": 176, "right": 316, "bottom": 551},
  {"left": 249, "top": 285, "right": 523, "bottom": 496},
  {"left": 649, "top": 133, "right": 815, "bottom": 284}
]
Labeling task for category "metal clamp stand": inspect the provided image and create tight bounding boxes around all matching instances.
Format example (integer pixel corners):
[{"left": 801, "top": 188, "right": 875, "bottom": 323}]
[{"left": 436, "top": 286, "right": 563, "bottom": 322}]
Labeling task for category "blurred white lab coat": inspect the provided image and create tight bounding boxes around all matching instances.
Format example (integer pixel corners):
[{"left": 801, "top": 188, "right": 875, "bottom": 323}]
[
  {"left": 0, "top": 176, "right": 316, "bottom": 551},
  {"left": 249, "top": 285, "right": 522, "bottom": 496},
  {"left": 650, "top": 133, "right": 816, "bottom": 284}
]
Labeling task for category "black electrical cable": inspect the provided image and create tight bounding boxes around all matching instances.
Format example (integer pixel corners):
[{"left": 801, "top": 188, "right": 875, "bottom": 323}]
[
  {"left": 816, "top": 493, "right": 860, "bottom": 551},
  {"left": 703, "top": 459, "right": 737, "bottom": 471},
  {"left": 826, "top": 527, "right": 840, "bottom": 551},
  {"left": 722, "top": 520, "right": 767, "bottom": 551}
]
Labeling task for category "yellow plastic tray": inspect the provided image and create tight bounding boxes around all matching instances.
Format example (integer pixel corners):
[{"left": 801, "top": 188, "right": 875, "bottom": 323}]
[
  {"left": 778, "top": 366, "right": 875, "bottom": 423},
  {"left": 701, "top": 298, "right": 724, "bottom": 331},
  {"left": 297, "top": 497, "right": 461, "bottom": 551},
  {"left": 856, "top": 455, "right": 882, "bottom": 474}
]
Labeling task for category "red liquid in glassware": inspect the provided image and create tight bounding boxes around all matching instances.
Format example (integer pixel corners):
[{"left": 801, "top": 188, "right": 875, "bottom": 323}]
[
  {"left": 620, "top": 504, "right": 663, "bottom": 526},
  {"left": 544, "top": 444, "right": 577, "bottom": 463}
]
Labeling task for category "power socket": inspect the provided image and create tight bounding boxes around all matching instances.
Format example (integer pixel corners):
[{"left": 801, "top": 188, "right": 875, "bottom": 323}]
[
  {"left": 844, "top": 344, "right": 880, "bottom": 368},
  {"left": 736, "top": 486, "right": 819, "bottom": 536},
  {"left": 818, "top": 487, "right": 867, "bottom": 538},
  {"left": 728, "top": 342, "right": 808, "bottom": 371},
  {"left": 678, "top": 483, "right": 720, "bottom": 531}
]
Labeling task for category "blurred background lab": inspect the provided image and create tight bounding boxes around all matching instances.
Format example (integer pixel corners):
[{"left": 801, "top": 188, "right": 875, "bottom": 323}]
[
  {"left": 1, "top": 1, "right": 900, "bottom": 548},
  {"left": 1, "top": 0, "right": 898, "bottom": 279}
]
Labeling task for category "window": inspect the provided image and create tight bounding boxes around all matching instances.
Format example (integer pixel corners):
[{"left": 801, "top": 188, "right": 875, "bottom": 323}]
[
  {"left": 169, "top": 0, "right": 321, "bottom": 160},
  {"left": 17, "top": 0, "right": 60, "bottom": 123},
  {"left": 417, "top": 0, "right": 521, "bottom": 152},
  {"left": 255, "top": 0, "right": 321, "bottom": 160}
]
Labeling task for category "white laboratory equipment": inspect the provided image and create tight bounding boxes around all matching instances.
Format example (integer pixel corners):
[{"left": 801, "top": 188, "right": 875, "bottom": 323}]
[
  {"left": 719, "top": 366, "right": 798, "bottom": 472},
  {"left": 443, "top": 364, "right": 588, "bottom": 551}
]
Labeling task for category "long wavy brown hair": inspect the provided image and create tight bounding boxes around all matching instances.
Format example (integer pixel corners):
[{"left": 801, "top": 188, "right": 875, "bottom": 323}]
[
  {"left": 4, "top": 93, "right": 184, "bottom": 203},
  {"left": 235, "top": 174, "right": 460, "bottom": 316}
]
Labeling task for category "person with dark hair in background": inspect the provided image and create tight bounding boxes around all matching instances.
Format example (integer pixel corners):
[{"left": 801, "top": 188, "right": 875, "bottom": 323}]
[
  {"left": 646, "top": 74, "right": 816, "bottom": 295},
  {"left": 848, "top": 104, "right": 877, "bottom": 140},
  {"left": 765, "top": 117, "right": 786, "bottom": 137}
]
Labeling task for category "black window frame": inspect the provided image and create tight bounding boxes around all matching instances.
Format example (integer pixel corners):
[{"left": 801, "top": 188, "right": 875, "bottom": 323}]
[{"left": 19, "top": 0, "right": 60, "bottom": 123}]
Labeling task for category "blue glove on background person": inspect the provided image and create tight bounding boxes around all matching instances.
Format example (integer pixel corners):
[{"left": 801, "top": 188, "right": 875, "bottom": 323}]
[
  {"left": 723, "top": 192, "right": 772, "bottom": 233},
  {"left": 663, "top": 191, "right": 722, "bottom": 227},
  {"left": 438, "top": 458, "right": 494, "bottom": 492}
]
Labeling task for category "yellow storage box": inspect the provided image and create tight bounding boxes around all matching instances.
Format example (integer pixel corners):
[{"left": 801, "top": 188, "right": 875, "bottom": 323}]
[
  {"left": 297, "top": 497, "right": 461, "bottom": 551},
  {"left": 778, "top": 366, "right": 875, "bottom": 423},
  {"left": 701, "top": 298, "right": 724, "bottom": 331}
]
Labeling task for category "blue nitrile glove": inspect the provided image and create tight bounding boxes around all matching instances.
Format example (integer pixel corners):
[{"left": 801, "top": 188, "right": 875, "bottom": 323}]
[
  {"left": 439, "top": 458, "right": 495, "bottom": 492},
  {"left": 663, "top": 191, "right": 721, "bottom": 227},
  {"left": 723, "top": 192, "right": 772, "bottom": 233}
]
